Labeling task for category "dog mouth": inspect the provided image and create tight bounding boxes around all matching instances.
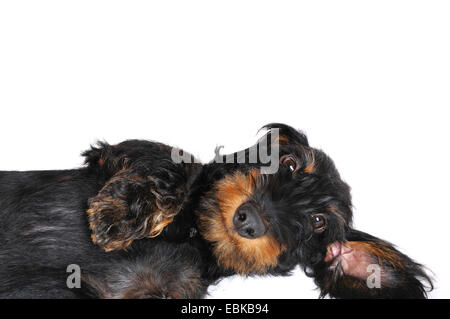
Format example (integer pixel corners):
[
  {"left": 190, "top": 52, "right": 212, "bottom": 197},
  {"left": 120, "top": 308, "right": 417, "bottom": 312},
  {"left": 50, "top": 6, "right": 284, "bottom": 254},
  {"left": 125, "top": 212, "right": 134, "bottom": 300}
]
[
  {"left": 325, "top": 241, "right": 354, "bottom": 266},
  {"left": 324, "top": 240, "right": 392, "bottom": 284}
]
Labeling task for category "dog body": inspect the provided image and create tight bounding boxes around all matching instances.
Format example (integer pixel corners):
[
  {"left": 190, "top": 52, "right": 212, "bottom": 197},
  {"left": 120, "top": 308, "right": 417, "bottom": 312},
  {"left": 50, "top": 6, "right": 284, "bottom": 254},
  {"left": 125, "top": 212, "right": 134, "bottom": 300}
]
[
  {"left": 0, "top": 142, "right": 215, "bottom": 298},
  {"left": 0, "top": 125, "right": 432, "bottom": 298},
  {"left": 0, "top": 168, "right": 108, "bottom": 297}
]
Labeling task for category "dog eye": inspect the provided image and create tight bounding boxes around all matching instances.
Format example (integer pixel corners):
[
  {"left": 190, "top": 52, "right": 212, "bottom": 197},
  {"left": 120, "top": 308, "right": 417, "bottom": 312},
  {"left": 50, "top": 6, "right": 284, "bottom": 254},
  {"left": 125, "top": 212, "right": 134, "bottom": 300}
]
[
  {"left": 312, "top": 214, "right": 327, "bottom": 233},
  {"left": 280, "top": 155, "right": 298, "bottom": 173}
]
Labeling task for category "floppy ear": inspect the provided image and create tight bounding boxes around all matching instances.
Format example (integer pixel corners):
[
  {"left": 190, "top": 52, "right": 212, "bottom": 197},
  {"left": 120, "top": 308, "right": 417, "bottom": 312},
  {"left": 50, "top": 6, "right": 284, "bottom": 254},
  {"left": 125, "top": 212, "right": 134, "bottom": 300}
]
[
  {"left": 87, "top": 163, "right": 186, "bottom": 252},
  {"left": 312, "top": 229, "right": 433, "bottom": 299},
  {"left": 261, "top": 123, "right": 309, "bottom": 147}
]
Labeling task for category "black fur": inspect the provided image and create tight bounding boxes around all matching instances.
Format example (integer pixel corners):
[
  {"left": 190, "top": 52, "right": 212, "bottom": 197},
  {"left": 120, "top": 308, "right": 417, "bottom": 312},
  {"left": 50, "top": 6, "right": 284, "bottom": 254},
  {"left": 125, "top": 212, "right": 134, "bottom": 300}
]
[{"left": 0, "top": 124, "right": 432, "bottom": 298}]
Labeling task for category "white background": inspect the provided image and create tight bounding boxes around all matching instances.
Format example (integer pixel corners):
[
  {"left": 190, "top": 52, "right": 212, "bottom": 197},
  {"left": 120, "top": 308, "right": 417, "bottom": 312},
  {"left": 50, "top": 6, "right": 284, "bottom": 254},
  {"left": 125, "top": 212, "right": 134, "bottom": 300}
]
[{"left": 0, "top": 1, "right": 449, "bottom": 298}]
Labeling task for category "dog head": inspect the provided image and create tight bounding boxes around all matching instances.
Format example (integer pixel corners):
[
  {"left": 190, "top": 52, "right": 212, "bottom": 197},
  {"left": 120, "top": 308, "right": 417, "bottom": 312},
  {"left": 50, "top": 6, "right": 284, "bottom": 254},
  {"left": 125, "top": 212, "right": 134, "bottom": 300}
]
[{"left": 196, "top": 123, "right": 353, "bottom": 275}]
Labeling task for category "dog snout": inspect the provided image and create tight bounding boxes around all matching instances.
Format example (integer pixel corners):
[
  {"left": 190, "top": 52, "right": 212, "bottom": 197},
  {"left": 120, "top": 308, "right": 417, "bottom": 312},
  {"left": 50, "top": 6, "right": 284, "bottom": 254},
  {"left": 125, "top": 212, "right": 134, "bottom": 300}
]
[{"left": 233, "top": 202, "right": 266, "bottom": 239}]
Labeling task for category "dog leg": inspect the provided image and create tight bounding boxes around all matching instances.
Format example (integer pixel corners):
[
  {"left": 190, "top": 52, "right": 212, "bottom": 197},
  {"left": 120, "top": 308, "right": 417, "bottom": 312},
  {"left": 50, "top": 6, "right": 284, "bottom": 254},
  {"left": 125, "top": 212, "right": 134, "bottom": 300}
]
[
  {"left": 82, "top": 242, "right": 208, "bottom": 299},
  {"left": 87, "top": 161, "right": 189, "bottom": 251}
]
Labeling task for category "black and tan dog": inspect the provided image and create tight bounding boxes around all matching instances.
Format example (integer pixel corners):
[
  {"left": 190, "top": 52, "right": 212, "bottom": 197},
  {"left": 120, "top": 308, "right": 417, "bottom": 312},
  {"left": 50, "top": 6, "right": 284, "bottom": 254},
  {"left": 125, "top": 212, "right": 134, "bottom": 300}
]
[{"left": 0, "top": 124, "right": 432, "bottom": 298}]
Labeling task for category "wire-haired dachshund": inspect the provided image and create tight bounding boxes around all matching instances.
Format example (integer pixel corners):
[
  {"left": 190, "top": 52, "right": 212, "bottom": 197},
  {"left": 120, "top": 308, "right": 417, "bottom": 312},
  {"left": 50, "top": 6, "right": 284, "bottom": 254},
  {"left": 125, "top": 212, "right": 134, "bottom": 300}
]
[{"left": 0, "top": 124, "right": 432, "bottom": 298}]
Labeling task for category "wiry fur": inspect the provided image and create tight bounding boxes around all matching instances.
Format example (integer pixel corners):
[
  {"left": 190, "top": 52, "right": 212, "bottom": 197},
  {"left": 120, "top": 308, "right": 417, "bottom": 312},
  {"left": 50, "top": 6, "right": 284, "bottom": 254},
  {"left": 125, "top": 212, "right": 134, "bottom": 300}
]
[{"left": 0, "top": 125, "right": 432, "bottom": 298}]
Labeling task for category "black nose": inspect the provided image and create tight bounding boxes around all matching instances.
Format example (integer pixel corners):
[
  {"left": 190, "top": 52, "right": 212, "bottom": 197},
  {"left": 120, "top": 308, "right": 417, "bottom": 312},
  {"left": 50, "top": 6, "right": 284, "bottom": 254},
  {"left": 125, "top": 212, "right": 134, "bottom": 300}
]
[{"left": 233, "top": 203, "right": 266, "bottom": 239}]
